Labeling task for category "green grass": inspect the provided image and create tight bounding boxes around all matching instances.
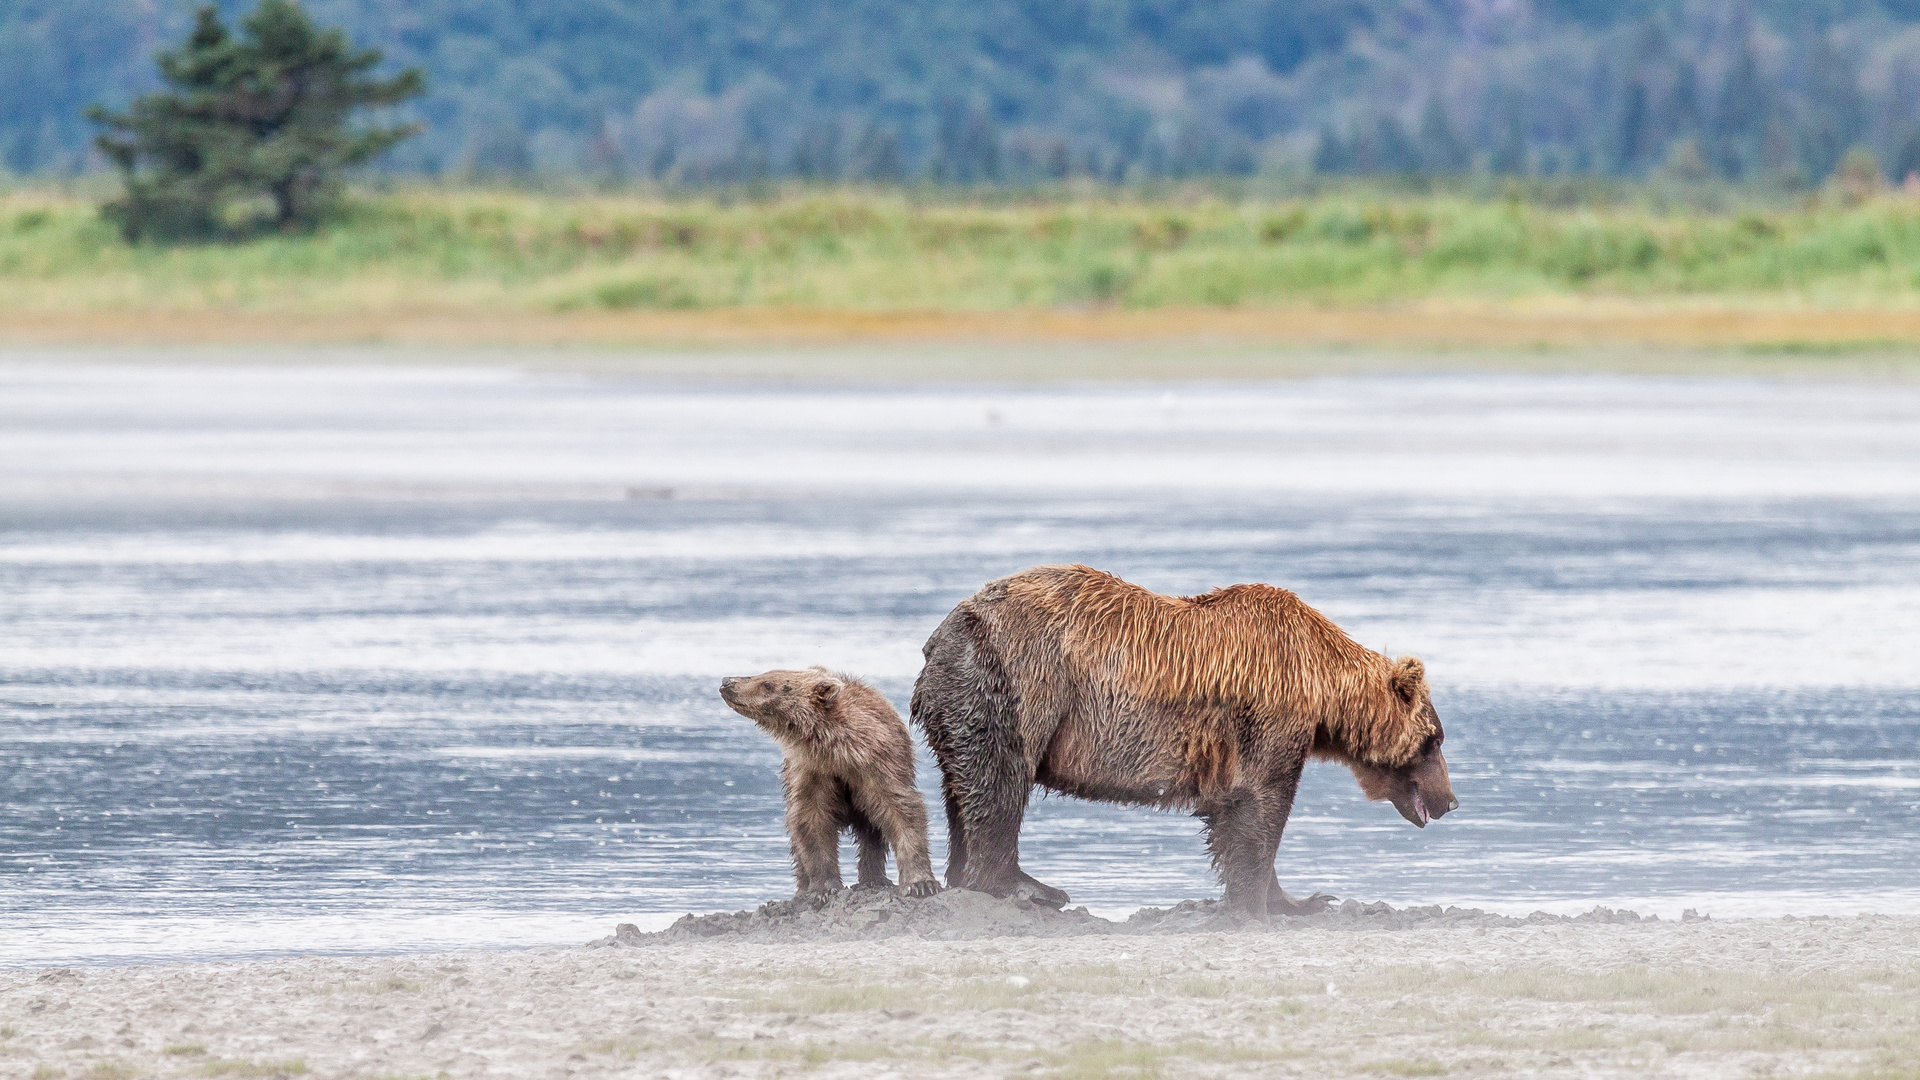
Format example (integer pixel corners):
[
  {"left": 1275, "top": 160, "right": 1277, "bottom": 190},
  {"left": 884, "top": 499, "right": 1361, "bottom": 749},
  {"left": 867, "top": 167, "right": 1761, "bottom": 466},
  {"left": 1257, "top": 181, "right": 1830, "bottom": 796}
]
[{"left": 11, "top": 184, "right": 1920, "bottom": 317}]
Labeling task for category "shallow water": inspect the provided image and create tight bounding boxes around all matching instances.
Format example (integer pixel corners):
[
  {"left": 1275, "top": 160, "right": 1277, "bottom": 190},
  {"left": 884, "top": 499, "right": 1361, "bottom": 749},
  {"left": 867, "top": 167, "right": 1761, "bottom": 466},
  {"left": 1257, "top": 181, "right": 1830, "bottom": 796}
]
[{"left": 3, "top": 360, "right": 1918, "bottom": 966}]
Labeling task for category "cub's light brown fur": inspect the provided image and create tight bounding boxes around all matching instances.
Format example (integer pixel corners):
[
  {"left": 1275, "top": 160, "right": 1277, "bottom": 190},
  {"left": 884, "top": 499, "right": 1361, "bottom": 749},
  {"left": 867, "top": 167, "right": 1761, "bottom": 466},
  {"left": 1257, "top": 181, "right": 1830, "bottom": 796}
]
[
  {"left": 720, "top": 667, "right": 939, "bottom": 898},
  {"left": 913, "top": 565, "right": 1456, "bottom": 915}
]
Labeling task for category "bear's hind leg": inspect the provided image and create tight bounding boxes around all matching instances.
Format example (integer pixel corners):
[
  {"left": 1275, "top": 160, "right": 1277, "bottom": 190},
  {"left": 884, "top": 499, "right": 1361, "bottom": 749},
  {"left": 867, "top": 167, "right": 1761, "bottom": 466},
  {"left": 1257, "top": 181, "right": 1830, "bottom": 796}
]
[
  {"left": 852, "top": 775, "right": 941, "bottom": 898},
  {"left": 958, "top": 754, "right": 1058, "bottom": 902},
  {"left": 846, "top": 804, "right": 893, "bottom": 890},
  {"left": 915, "top": 688, "right": 968, "bottom": 889},
  {"left": 941, "top": 783, "right": 968, "bottom": 889}
]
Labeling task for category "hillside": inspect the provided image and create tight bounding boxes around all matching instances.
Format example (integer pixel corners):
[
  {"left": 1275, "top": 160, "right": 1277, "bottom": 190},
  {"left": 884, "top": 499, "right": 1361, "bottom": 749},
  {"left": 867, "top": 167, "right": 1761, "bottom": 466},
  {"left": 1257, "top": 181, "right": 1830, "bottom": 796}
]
[{"left": 9, "top": 0, "right": 1920, "bottom": 183}]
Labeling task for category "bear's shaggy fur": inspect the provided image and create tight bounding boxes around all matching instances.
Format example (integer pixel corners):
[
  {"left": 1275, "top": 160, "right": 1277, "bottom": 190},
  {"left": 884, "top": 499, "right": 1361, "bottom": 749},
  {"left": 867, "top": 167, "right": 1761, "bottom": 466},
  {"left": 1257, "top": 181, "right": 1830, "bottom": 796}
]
[
  {"left": 912, "top": 565, "right": 1456, "bottom": 915},
  {"left": 720, "top": 667, "right": 940, "bottom": 898}
]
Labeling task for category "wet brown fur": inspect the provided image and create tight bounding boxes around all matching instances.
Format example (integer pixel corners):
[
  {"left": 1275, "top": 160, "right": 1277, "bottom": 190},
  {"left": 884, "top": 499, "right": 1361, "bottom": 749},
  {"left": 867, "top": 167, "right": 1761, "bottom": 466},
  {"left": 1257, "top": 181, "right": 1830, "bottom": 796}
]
[
  {"left": 912, "top": 565, "right": 1455, "bottom": 915},
  {"left": 719, "top": 667, "right": 939, "bottom": 898},
  {"left": 1029, "top": 572, "right": 1440, "bottom": 776}
]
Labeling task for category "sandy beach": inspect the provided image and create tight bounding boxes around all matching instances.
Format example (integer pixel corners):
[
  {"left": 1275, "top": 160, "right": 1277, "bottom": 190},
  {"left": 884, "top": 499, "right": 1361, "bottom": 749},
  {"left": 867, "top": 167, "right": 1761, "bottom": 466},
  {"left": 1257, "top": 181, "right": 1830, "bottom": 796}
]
[{"left": 5, "top": 904, "right": 1917, "bottom": 1080}]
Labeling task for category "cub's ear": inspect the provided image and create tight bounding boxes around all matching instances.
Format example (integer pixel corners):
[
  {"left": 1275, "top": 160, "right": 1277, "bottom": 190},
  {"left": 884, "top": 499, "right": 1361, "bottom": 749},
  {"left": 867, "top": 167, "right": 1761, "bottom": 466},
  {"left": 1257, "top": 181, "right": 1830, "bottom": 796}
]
[
  {"left": 1389, "top": 656, "right": 1426, "bottom": 704},
  {"left": 812, "top": 676, "right": 842, "bottom": 710}
]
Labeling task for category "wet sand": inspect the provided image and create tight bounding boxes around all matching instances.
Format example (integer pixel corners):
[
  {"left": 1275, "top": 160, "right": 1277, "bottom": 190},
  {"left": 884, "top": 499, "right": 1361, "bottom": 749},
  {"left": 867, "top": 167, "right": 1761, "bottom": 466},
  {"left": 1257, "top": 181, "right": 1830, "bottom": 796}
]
[{"left": 5, "top": 901, "right": 1917, "bottom": 1080}]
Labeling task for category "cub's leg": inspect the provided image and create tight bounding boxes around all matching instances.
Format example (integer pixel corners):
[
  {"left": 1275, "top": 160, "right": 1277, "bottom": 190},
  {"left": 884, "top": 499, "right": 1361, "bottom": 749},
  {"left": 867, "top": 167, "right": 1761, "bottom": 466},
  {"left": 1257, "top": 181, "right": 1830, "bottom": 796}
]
[
  {"left": 784, "top": 765, "right": 848, "bottom": 897},
  {"left": 846, "top": 802, "right": 893, "bottom": 890},
  {"left": 852, "top": 775, "right": 941, "bottom": 898}
]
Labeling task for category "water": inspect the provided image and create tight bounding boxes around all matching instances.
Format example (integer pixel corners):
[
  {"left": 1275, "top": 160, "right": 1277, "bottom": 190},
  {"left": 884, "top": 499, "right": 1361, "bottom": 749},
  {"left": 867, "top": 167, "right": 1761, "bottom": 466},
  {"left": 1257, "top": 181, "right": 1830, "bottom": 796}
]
[{"left": 3, "top": 358, "right": 1918, "bottom": 966}]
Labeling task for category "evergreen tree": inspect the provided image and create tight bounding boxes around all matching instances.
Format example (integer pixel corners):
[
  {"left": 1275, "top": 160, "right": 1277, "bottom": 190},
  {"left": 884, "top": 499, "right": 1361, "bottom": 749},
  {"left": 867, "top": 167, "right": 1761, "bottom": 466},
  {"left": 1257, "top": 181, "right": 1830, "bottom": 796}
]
[
  {"left": 1713, "top": 38, "right": 1770, "bottom": 178},
  {"left": 1311, "top": 123, "right": 1350, "bottom": 174},
  {"left": 1892, "top": 126, "right": 1920, "bottom": 184},
  {"left": 1491, "top": 105, "right": 1529, "bottom": 175},
  {"left": 1416, "top": 97, "right": 1469, "bottom": 174},
  {"left": 1612, "top": 81, "right": 1654, "bottom": 174},
  {"left": 88, "top": 1, "right": 423, "bottom": 240},
  {"left": 1796, "top": 33, "right": 1865, "bottom": 181},
  {"left": 1374, "top": 114, "right": 1419, "bottom": 174},
  {"left": 1666, "top": 61, "right": 1702, "bottom": 138},
  {"left": 850, "top": 123, "right": 903, "bottom": 181},
  {"left": 1345, "top": 118, "right": 1377, "bottom": 174}
]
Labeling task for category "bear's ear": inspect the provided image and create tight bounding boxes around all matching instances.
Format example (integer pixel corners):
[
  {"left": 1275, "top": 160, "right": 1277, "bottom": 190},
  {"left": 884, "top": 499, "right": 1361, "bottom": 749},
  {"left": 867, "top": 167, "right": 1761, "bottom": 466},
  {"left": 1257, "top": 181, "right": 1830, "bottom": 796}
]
[
  {"left": 812, "top": 675, "right": 841, "bottom": 710},
  {"left": 1389, "top": 656, "right": 1425, "bottom": 704}
]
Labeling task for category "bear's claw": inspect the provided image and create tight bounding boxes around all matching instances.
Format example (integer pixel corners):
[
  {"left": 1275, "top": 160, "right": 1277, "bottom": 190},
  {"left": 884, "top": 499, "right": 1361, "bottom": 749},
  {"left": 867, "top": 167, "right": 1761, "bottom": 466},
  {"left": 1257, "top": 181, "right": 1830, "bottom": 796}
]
[
  {"left": 900, "top": 879, "right": 941, "bottom": 899},
  {"left": 1274, "top": 890, "right": 1335, "bottom": 916}
]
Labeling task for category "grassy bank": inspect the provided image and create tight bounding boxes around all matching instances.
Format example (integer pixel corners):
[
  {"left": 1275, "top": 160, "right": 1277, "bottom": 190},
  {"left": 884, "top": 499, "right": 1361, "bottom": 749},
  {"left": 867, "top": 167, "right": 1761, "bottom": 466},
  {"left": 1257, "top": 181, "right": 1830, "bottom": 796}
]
[{"left": 9, "top": 186, "right": 1920, "bottom": 345}]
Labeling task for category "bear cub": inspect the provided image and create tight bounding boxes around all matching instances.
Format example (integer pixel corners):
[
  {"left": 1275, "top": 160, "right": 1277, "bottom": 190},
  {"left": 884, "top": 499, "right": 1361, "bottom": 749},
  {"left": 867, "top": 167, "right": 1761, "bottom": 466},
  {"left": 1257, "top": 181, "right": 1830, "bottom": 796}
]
[{"left": 719, "top": 667, "right": 940, "bottom": 898}]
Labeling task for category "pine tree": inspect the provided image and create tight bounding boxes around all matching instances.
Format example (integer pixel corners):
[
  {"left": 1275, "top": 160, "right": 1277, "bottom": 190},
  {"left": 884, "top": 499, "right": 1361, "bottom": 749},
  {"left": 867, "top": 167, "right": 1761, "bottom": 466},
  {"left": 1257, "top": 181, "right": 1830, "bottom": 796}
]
[
  {"left": 1666, "top": 61, "right": 1702, "bottom": 139},
  {"left": 1893, "top": 127, "right": 1920, "bottom": 186},
  {"left": 1416, "top": 97, "right": 1469, "bottom": 174},
  {"left": 88, "top": 1, "right": 423, "bottom": 240},
  {"left": 1712, "top": 38, "right": 1770, "bottom": 179},
  {"left": 1310, "top": 124, "right": 1350, "bottom": 175},
  {"left": 1796, "top": 33, "right": 1865, "bottom": 182},
  {"left": 1374, "top": 114, "right": 1419, "bottom": 175},
  {"left": 1613, "top": 81, "right": 1654, "bottom": 175},
  {"left": 1491, "top": 105, "right": 1529, "bottom": 176}
]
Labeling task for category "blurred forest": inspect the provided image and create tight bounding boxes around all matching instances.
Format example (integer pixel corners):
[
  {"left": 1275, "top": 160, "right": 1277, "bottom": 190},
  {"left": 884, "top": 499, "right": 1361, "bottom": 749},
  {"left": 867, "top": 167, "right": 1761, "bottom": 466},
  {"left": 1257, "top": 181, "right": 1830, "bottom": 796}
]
[{"left": 11, "top": 0, "right": 1920, "bottom": 186}]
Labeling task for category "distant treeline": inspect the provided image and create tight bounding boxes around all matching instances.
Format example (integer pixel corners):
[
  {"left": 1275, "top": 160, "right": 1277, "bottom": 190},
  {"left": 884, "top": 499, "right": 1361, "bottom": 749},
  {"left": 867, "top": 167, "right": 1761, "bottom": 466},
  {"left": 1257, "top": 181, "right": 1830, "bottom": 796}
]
[{"left": 10, "top": 0, "right": 1920, "bottom": 185}]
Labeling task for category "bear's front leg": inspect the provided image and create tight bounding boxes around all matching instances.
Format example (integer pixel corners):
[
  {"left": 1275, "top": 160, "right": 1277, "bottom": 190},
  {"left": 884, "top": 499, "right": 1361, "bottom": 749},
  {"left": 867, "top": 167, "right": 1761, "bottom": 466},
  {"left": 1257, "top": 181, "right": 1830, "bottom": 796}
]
[
  {"left": 785, "top": 766, "right": 845, "bottom": 897},
  {"left": 1266, "top": 868, "right": 1334, "bottom": 915}
]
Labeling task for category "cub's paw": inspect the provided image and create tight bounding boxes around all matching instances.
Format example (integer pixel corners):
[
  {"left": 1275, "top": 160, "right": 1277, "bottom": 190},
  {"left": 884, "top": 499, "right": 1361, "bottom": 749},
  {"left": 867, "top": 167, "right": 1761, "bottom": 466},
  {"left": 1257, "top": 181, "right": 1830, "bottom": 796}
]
[
  {"left": 851, "top": 879, "right": 896, "bottom": 892},
  {"left": 791, "top": 889, "right": 839, "bottom": 911},
  {"left": 899, "top": 879, "right": 941, "bottom": 899}
]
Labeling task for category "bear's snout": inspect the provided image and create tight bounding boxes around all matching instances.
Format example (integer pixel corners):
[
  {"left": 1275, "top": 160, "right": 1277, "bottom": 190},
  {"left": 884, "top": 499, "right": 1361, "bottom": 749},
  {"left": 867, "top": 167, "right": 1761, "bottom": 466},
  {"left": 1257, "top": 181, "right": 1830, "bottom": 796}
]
[{"left": 718, "top": 677, "right": 743, "bottom": 703}]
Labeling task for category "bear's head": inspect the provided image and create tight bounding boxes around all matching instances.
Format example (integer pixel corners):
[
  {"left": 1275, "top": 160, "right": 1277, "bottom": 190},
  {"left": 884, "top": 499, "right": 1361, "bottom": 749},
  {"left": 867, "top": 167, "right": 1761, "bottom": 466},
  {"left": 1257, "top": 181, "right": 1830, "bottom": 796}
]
[
  {"left": 718, "top": 666, "right": 843, "bottom": 743},
  {"left": 1350, "top": 657, "right": 1457, "bottom": 828}
]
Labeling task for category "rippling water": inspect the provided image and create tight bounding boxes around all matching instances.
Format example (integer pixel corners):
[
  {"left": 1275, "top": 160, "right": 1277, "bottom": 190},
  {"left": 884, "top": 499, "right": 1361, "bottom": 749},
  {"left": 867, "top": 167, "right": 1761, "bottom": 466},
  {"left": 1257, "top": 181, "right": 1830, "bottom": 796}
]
[{"left": 3, "top": 358, "right": 1917, "bottom": 966}]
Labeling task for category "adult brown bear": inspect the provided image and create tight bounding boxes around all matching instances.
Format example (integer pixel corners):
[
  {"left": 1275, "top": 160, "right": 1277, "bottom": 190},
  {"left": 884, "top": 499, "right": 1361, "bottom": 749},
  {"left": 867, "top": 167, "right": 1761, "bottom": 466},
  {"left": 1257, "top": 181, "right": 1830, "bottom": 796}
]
[{"left": 911, "top": 564, "right": 1456, "bottom": 916}]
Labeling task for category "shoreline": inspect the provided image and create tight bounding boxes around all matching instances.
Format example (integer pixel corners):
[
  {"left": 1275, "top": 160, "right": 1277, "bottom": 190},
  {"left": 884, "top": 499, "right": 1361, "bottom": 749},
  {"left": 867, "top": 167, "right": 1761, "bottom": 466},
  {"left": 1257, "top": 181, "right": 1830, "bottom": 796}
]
[
  {"left": 3, "top": 335, "right": 1920, "bottom": 385},
  {"left": 5, "top": 911, "right": 1915, "bottom": 1079},
  {"left": 13, "top": 891, "right": 1920, "bottom": 972},
  {"left": 7, "top": 302, "right": 1920, "bottom": 356}
]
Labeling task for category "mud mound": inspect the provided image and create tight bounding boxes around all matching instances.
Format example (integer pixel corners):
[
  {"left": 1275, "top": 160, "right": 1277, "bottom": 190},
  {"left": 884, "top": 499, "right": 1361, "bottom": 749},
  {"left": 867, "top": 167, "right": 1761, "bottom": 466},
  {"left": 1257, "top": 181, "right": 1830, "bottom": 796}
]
[
  {"left": 1118, "top": 897, "right": 1624, "bottom": 932},
  {"left": 590, "top": 890, "right": 1683, "bottom": 947}
]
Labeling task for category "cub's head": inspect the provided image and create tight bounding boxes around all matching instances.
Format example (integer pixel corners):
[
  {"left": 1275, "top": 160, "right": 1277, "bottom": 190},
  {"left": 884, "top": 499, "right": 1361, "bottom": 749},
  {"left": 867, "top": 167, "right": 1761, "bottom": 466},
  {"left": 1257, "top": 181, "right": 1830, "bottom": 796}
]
[
  {"left": 718, "top": 666, "right": 844, "bottom": 740},
  {"left": 1350, "top": 656, "right": 1458, "bottom": 828}
]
